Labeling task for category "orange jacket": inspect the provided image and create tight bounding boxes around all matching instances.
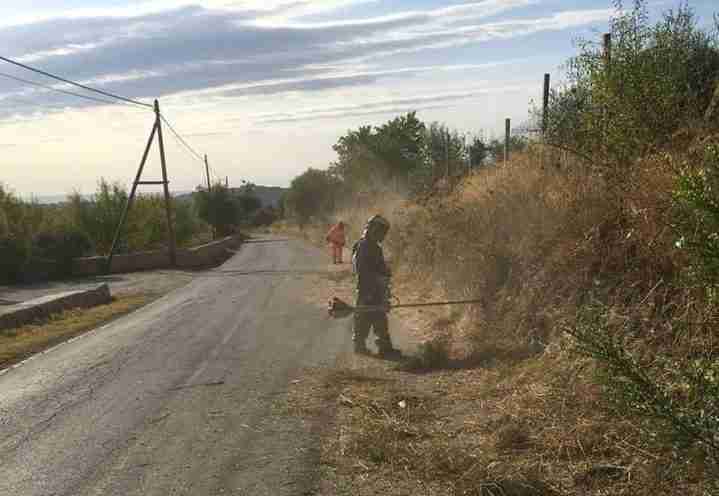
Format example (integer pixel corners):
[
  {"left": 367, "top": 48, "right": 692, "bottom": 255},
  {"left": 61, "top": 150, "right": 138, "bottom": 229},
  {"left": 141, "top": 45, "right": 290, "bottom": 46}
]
[{"left": 326, "top": 223, "right": 346, "bottom": 246}]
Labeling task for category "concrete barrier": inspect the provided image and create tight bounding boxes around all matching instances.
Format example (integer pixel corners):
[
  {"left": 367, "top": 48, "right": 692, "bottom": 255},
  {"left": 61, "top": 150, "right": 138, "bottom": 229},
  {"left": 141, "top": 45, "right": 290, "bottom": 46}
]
[
  {"left": 71, "top": 235, "right": 245, "bottom": 277},
  {"left": 0, "top": 284, "right": 112, "bottom": 332}
]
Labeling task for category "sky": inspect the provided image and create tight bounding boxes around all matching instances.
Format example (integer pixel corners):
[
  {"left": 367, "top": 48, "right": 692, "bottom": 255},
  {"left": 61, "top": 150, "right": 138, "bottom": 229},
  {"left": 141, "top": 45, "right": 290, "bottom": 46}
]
[{"left": 0, "top": 0, "right": 716, "bottom": 198}]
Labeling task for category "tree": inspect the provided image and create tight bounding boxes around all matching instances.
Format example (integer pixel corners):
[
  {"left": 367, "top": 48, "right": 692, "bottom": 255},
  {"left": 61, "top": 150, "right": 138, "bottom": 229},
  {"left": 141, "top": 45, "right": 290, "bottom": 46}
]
[
  {"left": 468, "top": 136, "right": 489, "bottom": 168},
  {"left": 194, "top": 183, "right": 242, "bottom": 237},
  {"left": 285, "top": 168, "right": 338, "bottom": 227}
]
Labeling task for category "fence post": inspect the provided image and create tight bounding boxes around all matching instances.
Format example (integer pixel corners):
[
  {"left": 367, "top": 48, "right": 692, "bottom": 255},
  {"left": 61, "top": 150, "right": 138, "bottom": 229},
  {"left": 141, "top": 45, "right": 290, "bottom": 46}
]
[
  {"left": 504, "top": 118, "right": 510, "bottom": 164},
  {"left": 154, "top": 99, "right": 177, "bottom": 267},
  {"left": 542, "top": 73, "right": 550, "bottom": 137}
]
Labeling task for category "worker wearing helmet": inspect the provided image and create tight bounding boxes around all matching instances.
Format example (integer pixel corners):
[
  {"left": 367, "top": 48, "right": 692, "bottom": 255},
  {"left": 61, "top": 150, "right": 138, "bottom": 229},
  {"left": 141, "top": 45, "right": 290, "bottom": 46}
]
[{"left": 351, "top": 214, "right": 400, "bottom": 357}]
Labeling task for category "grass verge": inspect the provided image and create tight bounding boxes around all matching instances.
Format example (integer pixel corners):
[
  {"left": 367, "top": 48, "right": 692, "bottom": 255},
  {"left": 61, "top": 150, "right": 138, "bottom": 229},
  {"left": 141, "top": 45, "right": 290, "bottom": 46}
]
[{"left": 0, "top": 293, "right": 150, "bottom": 369}]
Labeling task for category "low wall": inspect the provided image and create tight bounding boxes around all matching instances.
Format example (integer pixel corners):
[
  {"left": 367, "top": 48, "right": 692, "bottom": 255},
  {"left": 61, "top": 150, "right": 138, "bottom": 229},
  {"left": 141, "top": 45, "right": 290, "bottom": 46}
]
[
  {"left": 0, "top": 284, "right": 111, "bottom": 332},
  {"left": 71, "top": 235, "right": 244, "bottom": 277}
]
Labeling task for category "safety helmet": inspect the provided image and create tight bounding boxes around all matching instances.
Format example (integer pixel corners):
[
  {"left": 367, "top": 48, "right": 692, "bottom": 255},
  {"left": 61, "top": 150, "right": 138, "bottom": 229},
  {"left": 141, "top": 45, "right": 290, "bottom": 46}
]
[{"left": 365, "top": 214, "right": 390, "bottom": 240}]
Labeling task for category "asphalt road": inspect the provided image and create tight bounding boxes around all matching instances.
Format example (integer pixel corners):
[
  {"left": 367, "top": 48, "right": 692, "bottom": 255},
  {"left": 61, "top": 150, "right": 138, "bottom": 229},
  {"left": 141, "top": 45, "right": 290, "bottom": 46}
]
[{"left": 0, "top": 236, "right": 353, "bottom": 496}]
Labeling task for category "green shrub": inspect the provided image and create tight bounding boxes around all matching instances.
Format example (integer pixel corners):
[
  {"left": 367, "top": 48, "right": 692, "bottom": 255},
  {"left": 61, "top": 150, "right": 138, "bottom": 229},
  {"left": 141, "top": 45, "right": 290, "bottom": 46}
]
[
  {"left": 0, "top": 236, "right": 30, "bottom": 282},
  {"left": 544, "top": 1, "right": 719, "bottom": 167},
  {"left": 673, "top": 142, "right": 719, "bottom": 287},
  {"left": 32, "top": 230, "right": 91, "bottom": 276},
  {"left": 567, "top": 302, "right": 719, "bottom": 465}
]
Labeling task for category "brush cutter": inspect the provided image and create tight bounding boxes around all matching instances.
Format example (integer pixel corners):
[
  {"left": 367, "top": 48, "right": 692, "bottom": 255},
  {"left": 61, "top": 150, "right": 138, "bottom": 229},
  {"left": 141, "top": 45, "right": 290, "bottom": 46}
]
[{"left": 327, "top": 296, "right": 483, "bottom": 318}]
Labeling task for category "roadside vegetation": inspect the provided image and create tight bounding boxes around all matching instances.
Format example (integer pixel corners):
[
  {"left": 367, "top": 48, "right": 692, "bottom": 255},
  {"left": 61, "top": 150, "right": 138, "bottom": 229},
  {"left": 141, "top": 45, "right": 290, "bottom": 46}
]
[
  {"left": 0, "top": 179, "right": 276, "bottom": 283},
  {"left": 281, "top": 1, "right": 719, "bottom": 494},
  {"left": 0, "top": 293, "right": 149, "bottom": 369}
]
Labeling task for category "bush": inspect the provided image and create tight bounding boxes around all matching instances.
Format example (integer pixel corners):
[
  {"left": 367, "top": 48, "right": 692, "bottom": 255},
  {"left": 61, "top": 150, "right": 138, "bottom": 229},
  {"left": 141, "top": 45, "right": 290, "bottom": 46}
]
[
  {"left": 32, "top": 230, "right": 91, "bottom": 276},
  {"left": 544, "top": 1, "right": 719, "bottom": 167},
  {"left": 673, "top": 141, "right": 719, "bottom": 287},
  {"left": 194, "top": 183, "right": 242, "bottom": 237},
  {"left": 0, "top": 236, "right": 30, "bottom": 282},
  {"left": 567, "top": 301, "right": 719, "bottom": 465}
]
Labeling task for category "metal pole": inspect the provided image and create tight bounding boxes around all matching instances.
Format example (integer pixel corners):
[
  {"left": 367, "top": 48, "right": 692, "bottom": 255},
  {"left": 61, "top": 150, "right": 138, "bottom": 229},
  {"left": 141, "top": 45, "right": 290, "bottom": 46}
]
[
  {"left": 204, "top": 154, "right": 211, "bottom": 192},
  {"left": 154, "top": 100, "right": 177, "bottom": 267},
  {"left": 542, "top": 73, "right": 550, "bottom": 137},
  {"left": 107, "top": 121, "right": 158, "bottom": 273},
  {"left": 504, "top": 118, "right": 510, "bottom": 164}
]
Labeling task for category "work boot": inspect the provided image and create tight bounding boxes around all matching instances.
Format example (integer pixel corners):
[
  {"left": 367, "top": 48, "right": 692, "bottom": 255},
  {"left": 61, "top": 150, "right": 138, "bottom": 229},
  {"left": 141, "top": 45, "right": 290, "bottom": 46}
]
[
  {"left": 354, "top": 342, "right": 370, "bottom": 354},
  {"left": 378, "top": 347, "right": 402, "bottom": 359}
]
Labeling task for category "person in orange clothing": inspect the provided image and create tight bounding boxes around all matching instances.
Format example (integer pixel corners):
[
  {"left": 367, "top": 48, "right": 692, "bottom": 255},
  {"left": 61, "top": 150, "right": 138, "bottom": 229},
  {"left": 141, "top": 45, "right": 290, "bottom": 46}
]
[{"left": 326, "top": 221, "right": 346, "bottom": 264}]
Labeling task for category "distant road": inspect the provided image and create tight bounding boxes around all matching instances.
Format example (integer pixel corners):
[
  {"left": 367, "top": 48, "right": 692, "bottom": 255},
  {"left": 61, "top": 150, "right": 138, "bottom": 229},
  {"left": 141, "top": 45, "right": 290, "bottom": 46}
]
[{"left": 0, "top": 236, "right": 350, "bottom": 496}]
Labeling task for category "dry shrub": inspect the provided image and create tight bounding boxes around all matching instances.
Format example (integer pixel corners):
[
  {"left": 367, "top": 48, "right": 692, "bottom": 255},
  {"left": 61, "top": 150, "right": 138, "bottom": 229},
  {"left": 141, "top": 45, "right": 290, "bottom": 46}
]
[{"left": 391, "top": 151, "right": 609, "bottom": 354}]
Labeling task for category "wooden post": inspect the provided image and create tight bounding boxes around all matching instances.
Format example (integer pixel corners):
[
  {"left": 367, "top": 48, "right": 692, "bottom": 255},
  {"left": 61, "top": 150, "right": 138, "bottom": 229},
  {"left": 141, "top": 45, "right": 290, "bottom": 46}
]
[
  {"left": 154, "top": 100, "right": 177, "bottom": 267},
  {"left": 705, "top": 80, "right": 719, "bottom": 123},
  {"left": 542, "top": 73, "right": 550, "bottom": 137},
  {"left": 504, "top": 118, "right": 510, "bottom": 164},
  {"left": 444, "top": 128, "right": 450, "bottom": 180},
  {"left": 603, "top": 33, "right": 612, "bottom": 66},
  {"left": 204, "top": 154, "right": 211, "bottom": 192},
  {"left": 107, "top": 121, "right": 158, "bottom": 273}
]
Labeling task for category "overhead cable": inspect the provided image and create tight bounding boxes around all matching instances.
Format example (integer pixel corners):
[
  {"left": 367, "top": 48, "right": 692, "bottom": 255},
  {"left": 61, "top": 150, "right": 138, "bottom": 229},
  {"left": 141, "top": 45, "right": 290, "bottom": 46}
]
[
  {"left": 0, "top": 55, "right": 153, "bottom": 109},
  {"left": 0, "top": 71, "right": 119, "bottom": 106},
  {"left": 159, "top": 114, "right": 205, "bottom": 163}
]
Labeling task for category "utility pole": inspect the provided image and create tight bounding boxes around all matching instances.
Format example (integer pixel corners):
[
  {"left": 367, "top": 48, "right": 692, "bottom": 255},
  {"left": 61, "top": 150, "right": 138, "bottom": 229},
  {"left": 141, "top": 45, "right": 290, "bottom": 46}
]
[
  {"left": 154, "top": 100, "right": 176, "bottom": 267},
  {"left": 226, "top": 176, "right": 229, "bottom": 188},
  {"left": 204, "top": 154, "right": 211, "bottom": 192},
  {"left": 107, "top": 99, "right": 177, "bottom": 273}
]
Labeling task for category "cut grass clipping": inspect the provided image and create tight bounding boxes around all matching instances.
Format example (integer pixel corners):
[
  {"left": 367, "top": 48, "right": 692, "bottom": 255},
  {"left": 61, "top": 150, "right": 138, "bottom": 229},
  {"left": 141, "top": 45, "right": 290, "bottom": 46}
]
[{"left": 0, "top": 294, "right": 149, "bottom": 369}]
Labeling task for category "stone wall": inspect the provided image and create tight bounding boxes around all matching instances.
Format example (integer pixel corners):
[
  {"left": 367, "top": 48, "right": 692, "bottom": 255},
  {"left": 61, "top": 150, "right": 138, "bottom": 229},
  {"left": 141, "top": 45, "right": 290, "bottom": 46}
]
[
  {"left": 72, "top": 235, "right": 244, "bottom": 277},
  {"left": 0, "top": 284, "right": 111, "bottom": 332}
]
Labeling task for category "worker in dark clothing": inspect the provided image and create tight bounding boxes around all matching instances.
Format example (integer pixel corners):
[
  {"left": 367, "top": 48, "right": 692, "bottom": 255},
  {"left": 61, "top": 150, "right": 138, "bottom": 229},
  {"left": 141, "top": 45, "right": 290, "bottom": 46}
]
[{"left": 352, "top": 214, "right": 401, "bottom": 357}]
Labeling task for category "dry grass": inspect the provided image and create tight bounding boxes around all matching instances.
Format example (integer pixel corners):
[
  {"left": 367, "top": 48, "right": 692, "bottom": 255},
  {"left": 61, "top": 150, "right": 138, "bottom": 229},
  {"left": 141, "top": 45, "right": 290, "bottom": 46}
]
[
  {"left": 280, "top": 140, "right": 719, "bottom": 494},
  {"left": 0, "top": 293, "right": 149, "bottom": 368}
]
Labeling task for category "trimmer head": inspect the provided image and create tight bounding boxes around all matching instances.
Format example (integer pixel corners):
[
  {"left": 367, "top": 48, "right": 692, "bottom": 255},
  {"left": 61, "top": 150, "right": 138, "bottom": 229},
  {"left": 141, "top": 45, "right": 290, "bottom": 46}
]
[{"left": 328, "top": 296, "right": 354, "bottom": 318}]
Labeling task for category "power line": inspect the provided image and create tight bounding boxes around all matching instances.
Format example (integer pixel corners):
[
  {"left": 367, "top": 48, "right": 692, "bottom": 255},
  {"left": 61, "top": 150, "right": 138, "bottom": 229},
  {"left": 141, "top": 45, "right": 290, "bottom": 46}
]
[
  {"left": 159, "top": 114, "right": 205, "bottom": 163},
  {"left": 0, "top": 71, "right": 119, "bottom": 106},
  {"left": 0, "top": 55, "right": 153, "bottom": 109}
]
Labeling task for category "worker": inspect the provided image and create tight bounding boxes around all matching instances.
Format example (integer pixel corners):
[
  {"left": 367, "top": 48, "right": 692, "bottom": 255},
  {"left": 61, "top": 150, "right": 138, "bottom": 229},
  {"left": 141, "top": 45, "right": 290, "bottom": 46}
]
[
  {"left": 326, "top": 221, "right": 346, "bottom": 264},
  {"left": 351, "top": 214, "right": 401, "bottom": 357}
]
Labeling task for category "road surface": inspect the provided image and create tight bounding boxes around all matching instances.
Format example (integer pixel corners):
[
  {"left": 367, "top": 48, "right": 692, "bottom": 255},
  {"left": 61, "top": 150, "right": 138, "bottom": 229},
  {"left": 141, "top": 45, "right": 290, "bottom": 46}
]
[{"left": 0, "top": 237, "right": 354, "bottom": 496}]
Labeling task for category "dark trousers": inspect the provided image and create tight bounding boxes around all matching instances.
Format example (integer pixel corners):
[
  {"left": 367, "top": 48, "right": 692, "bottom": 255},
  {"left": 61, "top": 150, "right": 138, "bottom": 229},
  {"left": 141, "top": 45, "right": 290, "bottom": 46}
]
[{"left": 353, "top": 310, "right": 392, "bottom": 351}]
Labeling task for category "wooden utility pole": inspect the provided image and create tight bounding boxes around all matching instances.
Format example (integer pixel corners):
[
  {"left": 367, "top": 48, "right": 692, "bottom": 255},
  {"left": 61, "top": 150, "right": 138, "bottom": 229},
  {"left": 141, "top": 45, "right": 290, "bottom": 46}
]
[
  {"left": 107, "top": 99, "right": 177, "bottom": 273},
  {"left": 155, "top": 100, "right": 176, "bottom": 267},
  {"left": 504, "top": 118, "right": 511, "bottom": 164},
  {"left": 542, "top": 73, "right": 550, "bottom": 137},
  {"left": 204, "top": 154, "right": 212, "bottom": 192}
]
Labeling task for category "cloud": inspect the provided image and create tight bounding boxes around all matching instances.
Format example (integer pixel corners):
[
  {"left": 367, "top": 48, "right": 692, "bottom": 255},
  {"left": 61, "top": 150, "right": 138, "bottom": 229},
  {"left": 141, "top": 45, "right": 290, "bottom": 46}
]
[
  {"left": 0, "top": 1, "right": 613, "bottom": 121},
  {"left": 251, "top": 84, "right": 532, "bottom": 123}
]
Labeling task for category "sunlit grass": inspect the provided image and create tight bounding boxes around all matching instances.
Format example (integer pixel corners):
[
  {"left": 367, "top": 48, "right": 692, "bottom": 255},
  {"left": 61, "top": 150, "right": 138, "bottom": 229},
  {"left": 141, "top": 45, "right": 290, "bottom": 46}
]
[{"left": 0, "top": 294, "right": 149, "bottom": 368}]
